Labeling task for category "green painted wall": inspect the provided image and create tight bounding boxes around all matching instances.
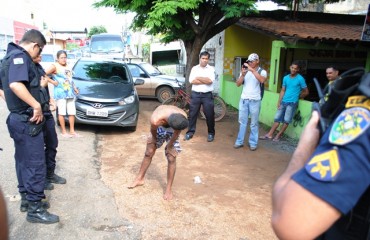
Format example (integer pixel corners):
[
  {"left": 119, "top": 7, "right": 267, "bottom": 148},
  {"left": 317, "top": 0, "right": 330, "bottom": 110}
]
[{"left": 219, "top": 25, "right": 370, "bottom": 140}]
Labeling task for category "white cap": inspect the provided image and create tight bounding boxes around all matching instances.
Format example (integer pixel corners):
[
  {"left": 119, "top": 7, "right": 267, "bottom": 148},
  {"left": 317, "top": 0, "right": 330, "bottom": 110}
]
[{"left": 247, "top": 53, "right": 259, "bottom": 62}]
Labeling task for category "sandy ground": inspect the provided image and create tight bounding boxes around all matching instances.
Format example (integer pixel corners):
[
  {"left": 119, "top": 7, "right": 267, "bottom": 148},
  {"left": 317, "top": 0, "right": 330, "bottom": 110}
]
[{"left": 98, "top": 99, "right": 296, "bottom": 240}]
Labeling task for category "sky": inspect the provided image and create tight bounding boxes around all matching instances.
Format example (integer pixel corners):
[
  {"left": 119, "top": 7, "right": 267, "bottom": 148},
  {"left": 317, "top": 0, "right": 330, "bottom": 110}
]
[{"left": 38, "top": 0, "right": 134, "bottom": 34}]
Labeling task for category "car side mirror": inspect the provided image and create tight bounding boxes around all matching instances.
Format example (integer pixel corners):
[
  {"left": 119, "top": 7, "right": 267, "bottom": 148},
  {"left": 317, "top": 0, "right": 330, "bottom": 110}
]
[{"left": 134, "top": 78, "right": 145, "bottom": 85}]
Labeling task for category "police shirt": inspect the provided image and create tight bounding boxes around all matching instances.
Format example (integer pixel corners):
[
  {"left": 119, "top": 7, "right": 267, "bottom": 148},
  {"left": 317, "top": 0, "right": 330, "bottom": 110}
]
[{"left": 292, "top": 96, "right": 370, "bottom": 214}]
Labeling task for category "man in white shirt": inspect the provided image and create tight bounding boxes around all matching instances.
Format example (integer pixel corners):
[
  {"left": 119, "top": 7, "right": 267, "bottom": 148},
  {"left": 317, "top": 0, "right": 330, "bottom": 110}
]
[{"left": 184, "top": 51, "right": 216, "bottom": 142}]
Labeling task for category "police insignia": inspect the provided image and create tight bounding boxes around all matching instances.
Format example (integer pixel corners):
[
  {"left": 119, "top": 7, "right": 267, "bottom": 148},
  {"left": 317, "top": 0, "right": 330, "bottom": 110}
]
[
  {"left": 305, "top": 148, "right": 341, "bottom": 182},
  {"left": 329, "top": 107, "right": 370, "bottom": 145},
  {"left": 13, "top": 58, "right": 24, "bottom": 65}
]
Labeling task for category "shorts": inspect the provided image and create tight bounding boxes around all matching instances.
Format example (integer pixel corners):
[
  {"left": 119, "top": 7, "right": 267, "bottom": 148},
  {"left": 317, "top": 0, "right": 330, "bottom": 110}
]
[
  {"left": 151, "top": 127, "right": 181, "bottom": 153},
  {"left": 56, "top": 98, "right": 76, "bottom": 115},
  {"left": 274, "top": 102, "right": 298, "bottom": 124}
]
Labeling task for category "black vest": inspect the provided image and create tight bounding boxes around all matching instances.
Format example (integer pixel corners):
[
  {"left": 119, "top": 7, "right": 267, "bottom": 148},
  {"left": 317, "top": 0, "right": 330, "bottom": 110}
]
[{"left": 0, "top": 48, "right": 42, "bottom": 113}]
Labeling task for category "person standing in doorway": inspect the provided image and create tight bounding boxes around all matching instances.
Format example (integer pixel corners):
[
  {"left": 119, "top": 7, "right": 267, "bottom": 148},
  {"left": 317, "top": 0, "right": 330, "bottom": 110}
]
[
  {"left": 260, "top": 61, "right": 309, "bottom": 141},
  {"left": 184, "top": 51, "right": 216, "bottom": 142},
  {"left": 233, "top": 53, "right": 267, "bottom": 151}
]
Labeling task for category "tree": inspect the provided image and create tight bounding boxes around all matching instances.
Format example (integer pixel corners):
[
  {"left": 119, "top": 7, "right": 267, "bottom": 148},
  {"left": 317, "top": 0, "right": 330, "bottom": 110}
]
[
  {"left": 88, "top": 25, "right": 108, "bottom": 38},
  {"left": 93, "top": 0, "right": 257, "bottom": 87}
]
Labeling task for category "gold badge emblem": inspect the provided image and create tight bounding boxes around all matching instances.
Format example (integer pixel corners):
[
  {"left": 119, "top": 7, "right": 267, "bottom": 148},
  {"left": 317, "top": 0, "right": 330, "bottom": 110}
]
[{"left": 305, "top": 148, "right": 341, "bottom": 181}]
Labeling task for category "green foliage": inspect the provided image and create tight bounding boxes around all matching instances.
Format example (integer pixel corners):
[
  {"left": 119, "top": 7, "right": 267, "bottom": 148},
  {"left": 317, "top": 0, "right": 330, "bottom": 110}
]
[
  {"left": 88, "top": 25, "right": 108, "bottom": 38},
  {"left": 93, "top": 0, "right": 256, "bottom": 44}
]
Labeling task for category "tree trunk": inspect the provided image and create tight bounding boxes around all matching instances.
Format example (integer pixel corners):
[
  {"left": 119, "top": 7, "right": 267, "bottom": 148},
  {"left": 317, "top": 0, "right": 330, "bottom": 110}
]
[{"left": 183, "top": 37, "right": 206, "bottom": 94}]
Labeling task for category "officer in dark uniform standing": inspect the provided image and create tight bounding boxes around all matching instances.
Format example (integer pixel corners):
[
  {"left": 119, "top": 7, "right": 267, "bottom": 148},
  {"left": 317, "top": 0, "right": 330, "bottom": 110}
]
[
  {"left": 271, "top": 68, "right": 370, "bottom": 239},
  {"left": 0, "top": 29, "right": 59, "bottom": 224},
  {"left": 34, "top": 54, "right": 66, "bottom": 189}
]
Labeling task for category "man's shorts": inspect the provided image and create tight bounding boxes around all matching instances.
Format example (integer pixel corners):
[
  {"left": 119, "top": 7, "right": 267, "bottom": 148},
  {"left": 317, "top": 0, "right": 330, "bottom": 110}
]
[
  {"left": 274, "top": 102, "right": 298, "bottom": 124},
  {"left": 152, "top": 126, "right": 181, "bottom": 153},
  {"left": 56, "top": 98, "right": 76, "bottom": 115}
]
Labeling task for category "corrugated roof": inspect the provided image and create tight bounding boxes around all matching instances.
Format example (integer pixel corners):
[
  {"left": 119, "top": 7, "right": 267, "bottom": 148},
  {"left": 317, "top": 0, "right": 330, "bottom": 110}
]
[{"left": 237, "top": 11, "right": 369, "bottom": 45}]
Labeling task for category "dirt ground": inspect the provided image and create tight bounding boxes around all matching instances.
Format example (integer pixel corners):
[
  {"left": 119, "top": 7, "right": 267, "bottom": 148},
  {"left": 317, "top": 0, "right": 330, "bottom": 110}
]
[{"left": 98, "top": 99, "right": 297, "bottom": 240}]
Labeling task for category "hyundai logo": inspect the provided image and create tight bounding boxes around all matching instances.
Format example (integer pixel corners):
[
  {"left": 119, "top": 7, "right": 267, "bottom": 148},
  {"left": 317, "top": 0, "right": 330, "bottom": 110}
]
[{"left": 92, "top": 103, "right": 104, "bottom": 109}]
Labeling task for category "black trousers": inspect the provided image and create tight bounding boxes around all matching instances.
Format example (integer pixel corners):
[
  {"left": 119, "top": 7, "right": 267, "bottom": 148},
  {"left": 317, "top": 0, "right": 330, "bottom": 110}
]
[{"left": 186, "top": 91, "right": 215, "bottom": 136}]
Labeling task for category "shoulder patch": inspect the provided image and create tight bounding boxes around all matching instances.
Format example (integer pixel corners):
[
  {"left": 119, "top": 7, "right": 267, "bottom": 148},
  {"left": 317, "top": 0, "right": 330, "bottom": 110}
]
[
  {"left": 305, "top": 148, "right": 341, "bottom": 182},
  {"left": 13, "top": 57, "right": 24, "bottom": 65},
  {"left": 329, "top": 107, "right": 370, "bottom": 145},
  {"left": 346, "top": 96, "right": 370, "bottom": 110}
]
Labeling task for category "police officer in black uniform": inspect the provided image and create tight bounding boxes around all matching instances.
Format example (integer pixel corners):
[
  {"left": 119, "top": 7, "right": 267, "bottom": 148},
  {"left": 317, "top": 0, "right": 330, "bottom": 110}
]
[
  {"left": 0, "top": 29, "right": 59, "bottom": 224},
  {"left": 271, "top": 68, "right": 370, "bottom": 239},
  {"left": 34, "top": 54, "right": 66, "bottom": 190}
]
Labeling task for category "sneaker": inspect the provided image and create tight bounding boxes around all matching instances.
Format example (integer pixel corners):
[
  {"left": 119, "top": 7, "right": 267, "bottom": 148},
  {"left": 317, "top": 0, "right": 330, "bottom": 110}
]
[
  {"left": 249, "top": 146, "right": 257, "bottom": 151},
  {"left": 233, "top": 144, "right": 243, "bottom": 149}
]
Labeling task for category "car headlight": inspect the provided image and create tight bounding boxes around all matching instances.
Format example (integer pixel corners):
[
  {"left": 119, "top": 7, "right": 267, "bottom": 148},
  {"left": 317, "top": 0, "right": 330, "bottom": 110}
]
[{"left": 118, "top": 95, "right": 135, "bottom": 105}]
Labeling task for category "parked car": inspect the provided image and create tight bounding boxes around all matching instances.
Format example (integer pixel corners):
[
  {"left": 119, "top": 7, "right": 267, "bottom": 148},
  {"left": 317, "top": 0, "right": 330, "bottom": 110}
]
[
  {"left": 67, "top": 53, "right": 78, "bottom": 66},
  {"left": 69, "top": 58, "right": 144, "bottom": 130},
  {"left": 127, "top": 62, "right": 185, "bottom": 102},
  {"left": 89, "top": 33, "right": 125, "bottom": 60},
  {"left": 40, "top": 53, "right": 55, "bottom": 70}
]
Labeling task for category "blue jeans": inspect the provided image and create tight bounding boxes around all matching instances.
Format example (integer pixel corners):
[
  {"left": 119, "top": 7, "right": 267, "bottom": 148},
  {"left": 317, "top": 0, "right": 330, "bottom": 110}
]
[
  {"left": 274, "top": 102, "right": 298, "bottom": 124},
  {"left": 235, "top": 99, "right": 261, "bottom": 148}
]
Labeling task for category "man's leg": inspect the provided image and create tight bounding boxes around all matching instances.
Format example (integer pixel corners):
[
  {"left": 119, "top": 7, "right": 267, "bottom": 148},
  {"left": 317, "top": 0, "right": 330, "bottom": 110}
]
[
  {"left": 274, "top": 103, "right": 297, "bottom": 140},
  {"left": 164, "top": 153, "right": 176, "bottom": 200},
  {"left": 186, "top": 92, "right": 201, "bottom": 137},
  {"left": 128, "top": 141, "right": 156, "bottom": 188},
  {"left": 202, "top": 94, "right": 215, "bottom": 137},
  {"left": 275, "top": 123, "right": 289, "bottom": 140},
  {"left": 248, "top": 100, "right": 261, "bottom": 148},
  {"left": 266, "top": 122, "right": 280, "bottom": 138},
  {"left": 235, "top": 99, "right": 249, "bottom": 147}
]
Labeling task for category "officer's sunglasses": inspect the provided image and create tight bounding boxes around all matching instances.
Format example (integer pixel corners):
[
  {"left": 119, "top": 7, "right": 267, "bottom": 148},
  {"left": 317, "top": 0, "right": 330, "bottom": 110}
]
[{"left": 32, "top": 41, "right": 43, "bottom": 54}]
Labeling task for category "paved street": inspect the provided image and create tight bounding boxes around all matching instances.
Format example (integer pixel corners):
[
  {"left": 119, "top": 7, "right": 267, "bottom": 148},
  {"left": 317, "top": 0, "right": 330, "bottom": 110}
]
[{"left": 0, "top": 100, "right": 140, "bottom": 239}]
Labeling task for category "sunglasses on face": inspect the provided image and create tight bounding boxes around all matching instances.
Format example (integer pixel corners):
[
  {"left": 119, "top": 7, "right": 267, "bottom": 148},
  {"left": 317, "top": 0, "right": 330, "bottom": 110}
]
[{"left": 32, "top": 41, "right": 43, "bottom": 54}]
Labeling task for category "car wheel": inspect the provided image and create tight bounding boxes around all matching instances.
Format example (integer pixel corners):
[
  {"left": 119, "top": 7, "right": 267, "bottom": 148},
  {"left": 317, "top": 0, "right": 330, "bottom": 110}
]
[{"left": 156, "top": 86, "right": 174, "bottom": 103}]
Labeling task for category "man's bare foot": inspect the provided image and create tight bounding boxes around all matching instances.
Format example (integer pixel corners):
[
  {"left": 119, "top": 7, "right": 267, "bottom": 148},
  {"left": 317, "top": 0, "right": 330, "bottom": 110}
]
[
  {"left": 128, "top": 179, "right": 144, "bottom": 189},
  {"left": 163, "top": 191, "right": 173, "bottom": 200}
]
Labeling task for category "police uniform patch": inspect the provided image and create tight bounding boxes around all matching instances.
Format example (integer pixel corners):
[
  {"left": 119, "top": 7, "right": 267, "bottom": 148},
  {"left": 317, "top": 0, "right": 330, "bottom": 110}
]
[
  {"left": 305, "top": 148, "right": 341, "bottom": 182},
  {"left": 329, "top": 107, "right": 370, "bottom": 145},
  {"left": 13, "top": 58, "right": 24, "bottom": 65}
]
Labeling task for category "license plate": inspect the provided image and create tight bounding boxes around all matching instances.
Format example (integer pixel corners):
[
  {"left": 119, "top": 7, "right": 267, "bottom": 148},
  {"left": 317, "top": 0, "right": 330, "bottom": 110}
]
[{"left": 86, "top": 108, "right": 108, "bottom": 117}]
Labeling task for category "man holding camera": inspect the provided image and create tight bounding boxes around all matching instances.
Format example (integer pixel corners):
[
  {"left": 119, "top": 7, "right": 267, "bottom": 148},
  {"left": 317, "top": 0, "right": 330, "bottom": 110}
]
[{"left": 234, "top": 53, "right": 267, "bottom": 151}]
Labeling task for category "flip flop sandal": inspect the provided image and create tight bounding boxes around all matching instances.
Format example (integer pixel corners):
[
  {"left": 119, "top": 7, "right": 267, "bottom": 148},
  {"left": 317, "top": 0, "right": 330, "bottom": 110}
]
[{"left": 259, "top": 135, "right": 272, "bottom": 140}]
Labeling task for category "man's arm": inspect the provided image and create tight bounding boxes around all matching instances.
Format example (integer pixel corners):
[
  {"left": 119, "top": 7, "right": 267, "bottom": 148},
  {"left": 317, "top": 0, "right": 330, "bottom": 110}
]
[
  {"left": 271, "top": 111, "right": 341, "bottom": 240},
  {"left": 300, "top": 87, "right": 309, "bottom": 99},
  {"left": 277, "top": 87, "right": 285, "bottom": 108},
  {"left": 9, "top": 82, "right": 43, "bottom": 123},
  {"left": 191, "top": 76, "right": 212, "bottom": 85},
  {"left": 166, "top": 130, "right": 180, "bottom": 147}
]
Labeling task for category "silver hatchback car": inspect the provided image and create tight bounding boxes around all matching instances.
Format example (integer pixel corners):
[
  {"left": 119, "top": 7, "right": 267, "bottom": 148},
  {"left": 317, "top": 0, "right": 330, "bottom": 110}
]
[
  {"left": 71, "top": 58, "right": 144, "bottom": 130},
  {"left": 127, "top": 62, "right": 185, "bottom": 102}
]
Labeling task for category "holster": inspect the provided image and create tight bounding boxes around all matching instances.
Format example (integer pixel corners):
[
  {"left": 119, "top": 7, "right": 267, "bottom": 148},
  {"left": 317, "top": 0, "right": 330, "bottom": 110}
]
[{"left": 27, "top": 118, "right": 46, "bottom": 137}]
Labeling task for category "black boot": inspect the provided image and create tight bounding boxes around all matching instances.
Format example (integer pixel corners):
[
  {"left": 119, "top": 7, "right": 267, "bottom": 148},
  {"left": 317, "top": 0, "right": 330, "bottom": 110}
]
[
  {"left": 20, "top": 193, "right": 50, "bottom": 212},
  {"left": 47, "top": 171, "right": 66, "bottom": 184},
  {"left": 44, "top": 181, "right": 54, "bottom": 190},
  {"left": 27, "top": 201, "right": 59, "bottom": 224}
]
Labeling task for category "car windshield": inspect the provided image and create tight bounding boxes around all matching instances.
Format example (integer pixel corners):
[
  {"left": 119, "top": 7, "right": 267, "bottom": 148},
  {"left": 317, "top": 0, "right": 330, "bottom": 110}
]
[
  {"left": 41, "top": 54, "right": 54, "bottom": 62},
  {"left": 67, "top": 54, "right": 76, "bottom": 59},
  {"left": 73, "top": 60, "right": 131, "bottom": 84},
  {"left": 140, "top": 63, "right": 162, "bottom": 76},
  {"left": 90, "top": 37, "right": 124, "bottom": 53}
]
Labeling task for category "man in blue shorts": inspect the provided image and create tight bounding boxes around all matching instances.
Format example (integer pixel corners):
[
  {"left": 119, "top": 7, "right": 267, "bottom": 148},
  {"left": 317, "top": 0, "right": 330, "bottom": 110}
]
[
  {"left": 260, "top": 61, "right": 309, "bottom": 141},
  {"left": 128, "top": 105, "right": 188, "bottom": 201}
]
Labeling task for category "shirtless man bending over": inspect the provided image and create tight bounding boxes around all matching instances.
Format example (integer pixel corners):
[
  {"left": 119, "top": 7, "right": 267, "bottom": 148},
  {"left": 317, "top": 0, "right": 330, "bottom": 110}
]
[{"left": 128, "top": 105, "right": 189, "bottom": 200}]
